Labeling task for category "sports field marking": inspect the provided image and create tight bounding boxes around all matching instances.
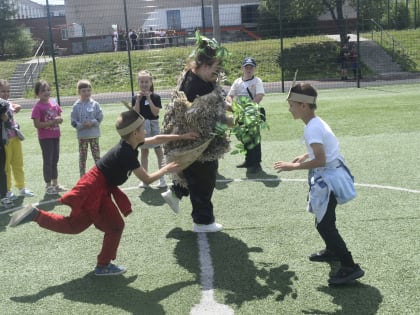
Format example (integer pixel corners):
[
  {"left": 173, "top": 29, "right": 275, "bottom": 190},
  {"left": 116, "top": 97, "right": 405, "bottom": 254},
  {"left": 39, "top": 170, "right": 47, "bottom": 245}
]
[
  {"left": 190, "top": 233, "right": 234, "bottom": 315},
  {"left": 1, "top": 178, "right": 418, "bottom": 315},
  {"left": 1, "top": 179, "right": 418, "bottom": 215}
]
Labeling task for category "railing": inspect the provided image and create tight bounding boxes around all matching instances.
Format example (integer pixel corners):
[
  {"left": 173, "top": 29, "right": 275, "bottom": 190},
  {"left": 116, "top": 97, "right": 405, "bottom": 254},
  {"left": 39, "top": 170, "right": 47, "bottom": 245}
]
[
  {"left": 369, "top": 18, "right": 416, "bottom": 71},
  {"left": 23, "top": 40, "right": 48, "bottom": 91},
  {"left": 369, "top": 19, "right": 406, "bottom": 61}
]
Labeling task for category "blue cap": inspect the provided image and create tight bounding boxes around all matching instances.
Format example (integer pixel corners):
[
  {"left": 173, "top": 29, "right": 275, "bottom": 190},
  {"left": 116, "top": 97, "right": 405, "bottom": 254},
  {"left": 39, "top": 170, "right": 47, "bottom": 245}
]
[{"left": 242, "top": 57, "right": 257, "bottom": 67}]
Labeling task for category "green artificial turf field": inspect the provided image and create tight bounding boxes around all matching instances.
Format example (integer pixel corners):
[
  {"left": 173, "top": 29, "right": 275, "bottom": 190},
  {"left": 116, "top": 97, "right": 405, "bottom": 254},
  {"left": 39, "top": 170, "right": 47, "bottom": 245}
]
[{"left": 0, "top": 84, "right": 419, "bottom": 314}]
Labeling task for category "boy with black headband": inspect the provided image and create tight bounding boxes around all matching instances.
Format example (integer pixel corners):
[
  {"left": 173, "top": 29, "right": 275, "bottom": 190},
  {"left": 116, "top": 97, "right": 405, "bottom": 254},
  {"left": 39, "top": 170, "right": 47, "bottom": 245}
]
[
  {"left": 274, "top": 82, "right": 364, "bottom": 285},
  {"left": 9, "top": 110, "right": 197, "bottom": 276}
]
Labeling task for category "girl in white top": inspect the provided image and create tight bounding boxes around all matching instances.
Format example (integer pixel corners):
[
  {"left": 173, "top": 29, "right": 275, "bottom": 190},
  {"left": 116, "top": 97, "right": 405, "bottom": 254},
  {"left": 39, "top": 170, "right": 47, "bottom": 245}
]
[{"left": 274, "top": 82, "right": 364, "bottom": 285}]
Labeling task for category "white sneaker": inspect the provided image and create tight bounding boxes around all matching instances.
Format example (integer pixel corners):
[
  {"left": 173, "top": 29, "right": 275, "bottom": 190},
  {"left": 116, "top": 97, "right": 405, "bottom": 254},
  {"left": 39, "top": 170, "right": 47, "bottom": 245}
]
[
  {"left": 161, "top": 189, "right": 180, "bottom": 213},
  {"left": 6, "top": 191, "right": 17, "bottom": 200},
  {"left": 157, "top": 177, "right": 167, "bottom": 188},
  {"left": 193, "top": 222, "right": 223, "bottom": 233},
  {"left": 46, "top": 186, "right": 57, "bottom": 195},
  {"left": 54, "top": 184, "right": 67, "bottom": 192},
  {"left": 19, "top": 188, "right": 35, "bottom": 197},
  {"left": 138, "top": 181, "right": 149, "bottom": 188}
]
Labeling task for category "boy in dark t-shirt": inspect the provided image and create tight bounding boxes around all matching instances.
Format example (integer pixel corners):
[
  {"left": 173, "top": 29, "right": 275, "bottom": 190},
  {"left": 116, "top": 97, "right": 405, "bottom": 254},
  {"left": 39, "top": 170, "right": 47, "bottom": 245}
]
[{"left": 9, "top": 110, "right": 197, "bottom": 276}]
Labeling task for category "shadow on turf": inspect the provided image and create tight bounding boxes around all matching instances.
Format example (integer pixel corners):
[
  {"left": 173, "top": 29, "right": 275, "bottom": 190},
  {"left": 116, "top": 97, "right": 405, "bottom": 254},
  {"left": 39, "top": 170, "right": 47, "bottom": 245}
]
[
  {"left": 302, "top": 262, "right": 383, "bottom": 314},
  {"left": 10, "top": 274, "right": 195, "bottom": 314},
  {"left": 302, "top": 283, "right": 383, "bottom": 314},
  {"left": 166, "top": 227, "right": 298, "bottom": 307},
  {"left": 0, "top": 196, "right": 25, "bottom": 231},
  {"left": 138, "top": 186, "right": 166, "bottom": 206},
  {"left": 245, "top": 168, "right": 281, "bottom": 188}
]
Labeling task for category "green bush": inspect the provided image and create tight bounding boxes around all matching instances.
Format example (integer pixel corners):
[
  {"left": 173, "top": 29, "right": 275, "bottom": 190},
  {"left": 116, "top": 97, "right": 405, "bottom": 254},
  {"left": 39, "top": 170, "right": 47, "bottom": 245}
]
[{"left": 5, "top": 27, "right": 36, "bottom": 58}]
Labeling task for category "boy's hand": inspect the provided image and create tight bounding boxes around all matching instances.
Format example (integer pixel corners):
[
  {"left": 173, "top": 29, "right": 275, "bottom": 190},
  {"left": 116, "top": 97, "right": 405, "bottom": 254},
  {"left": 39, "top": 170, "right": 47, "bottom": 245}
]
[
  {"left": 164, "top": 161, "right": 182, "bottom": 173},
  {"left": 274, "top": 161, "right": 297, "bottom": 172},
  {"left": 180, "top": 132, "right": 199, "bottom": 140}
]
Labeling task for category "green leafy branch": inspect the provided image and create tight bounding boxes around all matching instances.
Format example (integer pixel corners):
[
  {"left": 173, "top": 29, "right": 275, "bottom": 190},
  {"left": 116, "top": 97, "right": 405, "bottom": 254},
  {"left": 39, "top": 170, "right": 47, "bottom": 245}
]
[{"left": 212, "top": 97, "right": 269, "bottom": 155}]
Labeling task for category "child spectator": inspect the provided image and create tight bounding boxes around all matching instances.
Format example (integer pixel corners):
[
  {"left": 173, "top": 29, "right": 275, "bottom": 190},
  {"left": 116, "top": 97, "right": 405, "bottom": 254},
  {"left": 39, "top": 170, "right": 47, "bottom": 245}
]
[
  {"left": 274, "top": 82, "right": 364, "bottom": 285},
  {"left": 0, "top": 98, "right": 13, "bottom": 208},
  {"left": 9, "top": 110, "right": 197, "bottom": 276},
  {"left": 71, "top": 80, "right": 103, "bottom": 177},
  {"left": 0, "top": 79, "right": 34, "bottom": 199},
  {"left": 227, "top": 57, "right": 265, "bottom": 173},
  {"left": 132, "top": 70, "right": 166, "bottom": 188},
  {"left": 31, "top": 80, "right": 67, "bottom": 195}
]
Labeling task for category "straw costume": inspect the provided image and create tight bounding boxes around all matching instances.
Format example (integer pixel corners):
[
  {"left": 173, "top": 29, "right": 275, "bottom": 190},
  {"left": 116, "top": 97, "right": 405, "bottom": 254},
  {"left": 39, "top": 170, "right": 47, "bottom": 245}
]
[{"left": 161, "top": 31, "right": 231, "bottom": 229}]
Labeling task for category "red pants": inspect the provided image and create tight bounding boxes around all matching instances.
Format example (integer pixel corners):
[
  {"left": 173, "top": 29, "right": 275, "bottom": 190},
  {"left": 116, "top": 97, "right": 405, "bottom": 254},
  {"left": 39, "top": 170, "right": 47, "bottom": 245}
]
[
  {"left": 36, "top": 205, "right": 124, "bottom": 266},
  {"left": 35, "top": 166, "right": 130, "bottom": 266}
]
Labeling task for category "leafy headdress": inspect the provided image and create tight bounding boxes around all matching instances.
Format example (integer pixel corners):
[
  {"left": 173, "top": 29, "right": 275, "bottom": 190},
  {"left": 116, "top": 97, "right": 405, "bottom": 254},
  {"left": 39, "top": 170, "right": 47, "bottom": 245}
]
[{"left": 189, "top": 30, "right": 230, "bottom": 65}]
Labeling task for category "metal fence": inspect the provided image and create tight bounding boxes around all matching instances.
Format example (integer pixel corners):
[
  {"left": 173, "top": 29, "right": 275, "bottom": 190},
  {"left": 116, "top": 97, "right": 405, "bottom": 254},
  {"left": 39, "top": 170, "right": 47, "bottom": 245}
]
[{"left": 31, "top": 0, "right": 420, "bottom": 102}]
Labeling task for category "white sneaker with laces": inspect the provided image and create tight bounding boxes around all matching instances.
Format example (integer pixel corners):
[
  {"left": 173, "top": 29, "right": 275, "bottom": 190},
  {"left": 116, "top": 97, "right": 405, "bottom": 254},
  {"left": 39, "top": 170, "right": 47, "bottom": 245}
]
[
  {"left": 161, "top": 189, "right": 180, "bottom": 213},
  {"left": 193, "top": 222, "right": 223, "bottom": 233},
  {"left": 19, "top": 188, "right": 35, "bottom": 197}
]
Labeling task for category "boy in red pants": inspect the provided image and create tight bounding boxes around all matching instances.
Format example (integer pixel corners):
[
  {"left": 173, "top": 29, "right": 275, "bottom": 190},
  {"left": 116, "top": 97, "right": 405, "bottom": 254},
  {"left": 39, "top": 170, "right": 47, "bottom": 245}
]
[{"left": 9, "top": 110, "right": 197, "bottom": 276}]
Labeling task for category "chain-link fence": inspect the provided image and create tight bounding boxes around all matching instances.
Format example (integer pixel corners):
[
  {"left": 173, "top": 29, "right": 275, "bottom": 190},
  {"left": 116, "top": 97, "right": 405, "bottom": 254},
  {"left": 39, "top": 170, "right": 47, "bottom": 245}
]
[{"left": 8, "top": 0, "right": 420, "bottom": 102}]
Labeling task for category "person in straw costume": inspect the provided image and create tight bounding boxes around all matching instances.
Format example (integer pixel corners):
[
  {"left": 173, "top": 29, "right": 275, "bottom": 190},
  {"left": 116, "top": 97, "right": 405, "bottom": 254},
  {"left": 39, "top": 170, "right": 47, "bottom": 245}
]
[{"left": 161, "top": 31, "right": 234, "bottom": 233}]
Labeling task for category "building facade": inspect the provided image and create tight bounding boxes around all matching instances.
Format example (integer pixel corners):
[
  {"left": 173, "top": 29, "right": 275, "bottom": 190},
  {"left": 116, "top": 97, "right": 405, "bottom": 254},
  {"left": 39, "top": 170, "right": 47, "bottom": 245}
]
[
  {"left": 64, "top": 0, "right": 259, "bottom": 37},
  {"left": 8, "top": 0, "right": 65, "bottom": 19}
]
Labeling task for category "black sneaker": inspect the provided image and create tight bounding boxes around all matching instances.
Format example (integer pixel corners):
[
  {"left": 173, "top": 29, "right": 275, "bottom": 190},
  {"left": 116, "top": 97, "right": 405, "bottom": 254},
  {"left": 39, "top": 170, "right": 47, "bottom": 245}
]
[
  {"left": 328, "top": 264, "right": 365, "bottom": 285},
  {"left": 309, "top": 249, "right": 339, "bottom": 262},
  {"left": 247, "top": 165, "right": 262, "bottom": 174}
]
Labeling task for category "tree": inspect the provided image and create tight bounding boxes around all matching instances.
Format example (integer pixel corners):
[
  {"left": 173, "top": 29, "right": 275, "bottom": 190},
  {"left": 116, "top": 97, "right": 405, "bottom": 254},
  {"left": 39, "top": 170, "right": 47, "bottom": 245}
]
[
  {"left": 259, "top": 0, "right": 387, "bottom": 45},
  {"left": 0, "top": 0, "right": 19, "bottom": 57}
]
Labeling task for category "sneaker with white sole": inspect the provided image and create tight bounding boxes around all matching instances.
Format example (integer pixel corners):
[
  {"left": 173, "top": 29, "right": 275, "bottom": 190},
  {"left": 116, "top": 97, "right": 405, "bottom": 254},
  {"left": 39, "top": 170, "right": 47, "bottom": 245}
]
[
  {"left": 94, "top": 263, "right": 127, "bottom": 276},
  {"left": 54, "top": 184, "right": 67, "bottom": 193},
  {"left": 46, "top": 186, "right": 57, "bottom": 195},
  {"left": 8, "top": 204, "right": 38, "bottom": 227},
  {"left": 161, "top": 189, "right": 180, "bottom": 213},
  {"left": 1, "top": 197, "right": 14, "bottom": 208},
  {"left": 193, "top": 222, "right": 223, "bottom": 233},
  {"left": 19, "top": 188, "right": 35, "bottom": 197}
]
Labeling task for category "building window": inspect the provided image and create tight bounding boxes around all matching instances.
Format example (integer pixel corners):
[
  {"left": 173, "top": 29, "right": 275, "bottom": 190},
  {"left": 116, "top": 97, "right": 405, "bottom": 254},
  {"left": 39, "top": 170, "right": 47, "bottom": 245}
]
[
  {"left": 61, "top": 28, "right": 68, "bottom": 40},
  {"left": 241, "top": 5, "right": 259, "bottom": 24}
]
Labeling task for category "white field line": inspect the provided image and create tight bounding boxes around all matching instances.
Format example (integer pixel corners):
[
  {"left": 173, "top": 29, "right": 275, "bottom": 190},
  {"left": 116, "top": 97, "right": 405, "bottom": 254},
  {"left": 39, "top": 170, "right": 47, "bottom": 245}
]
[
  {"left": 190, "top": 232, "right": 234, "bottom": 315},
  {"left": 1, "top": 177, "right": 418, "bottom": 315}
]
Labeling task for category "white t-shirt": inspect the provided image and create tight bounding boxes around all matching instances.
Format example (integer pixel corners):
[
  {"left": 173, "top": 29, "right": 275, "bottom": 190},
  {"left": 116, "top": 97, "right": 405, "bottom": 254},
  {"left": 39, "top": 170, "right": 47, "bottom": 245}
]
[
  {"left": 228, "top": 76, "right": 264, "bottom": 101},
  {"left": 304, "top": 116, "right": 340, "bottom": 163}
]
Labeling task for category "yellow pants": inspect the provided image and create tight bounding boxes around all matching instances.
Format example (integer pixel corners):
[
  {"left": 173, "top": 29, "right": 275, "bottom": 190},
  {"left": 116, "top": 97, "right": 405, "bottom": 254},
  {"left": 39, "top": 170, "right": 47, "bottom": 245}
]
[{"left": 5, "top": 137, "right": 25, "bottom": 191}]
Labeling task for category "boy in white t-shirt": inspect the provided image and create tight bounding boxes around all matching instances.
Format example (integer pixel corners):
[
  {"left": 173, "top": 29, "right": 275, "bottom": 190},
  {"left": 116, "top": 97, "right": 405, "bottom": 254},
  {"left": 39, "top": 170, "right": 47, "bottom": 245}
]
[
  {"left": 227, "top": 57, "right": 265, "bottom": 173},
  {"left": 274, "top": 82, "right": 364, "bottom": 285}
]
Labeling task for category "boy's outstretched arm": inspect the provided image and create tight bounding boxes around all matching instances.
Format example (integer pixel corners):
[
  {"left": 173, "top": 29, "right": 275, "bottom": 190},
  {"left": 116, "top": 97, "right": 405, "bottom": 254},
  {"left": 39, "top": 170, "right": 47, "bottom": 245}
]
[{"left": 144, "top": 132, "right": 199, "bottom": 145}]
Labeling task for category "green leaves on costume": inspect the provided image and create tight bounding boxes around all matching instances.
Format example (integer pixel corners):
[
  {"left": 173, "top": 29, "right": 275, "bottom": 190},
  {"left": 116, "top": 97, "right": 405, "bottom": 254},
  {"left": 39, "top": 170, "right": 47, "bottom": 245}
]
[
  {"left": 189, "top": 30, "right": 230, "bottom": 62},
  {"left": 211, "top": 97, "right": 269, "bottom": 155}
]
